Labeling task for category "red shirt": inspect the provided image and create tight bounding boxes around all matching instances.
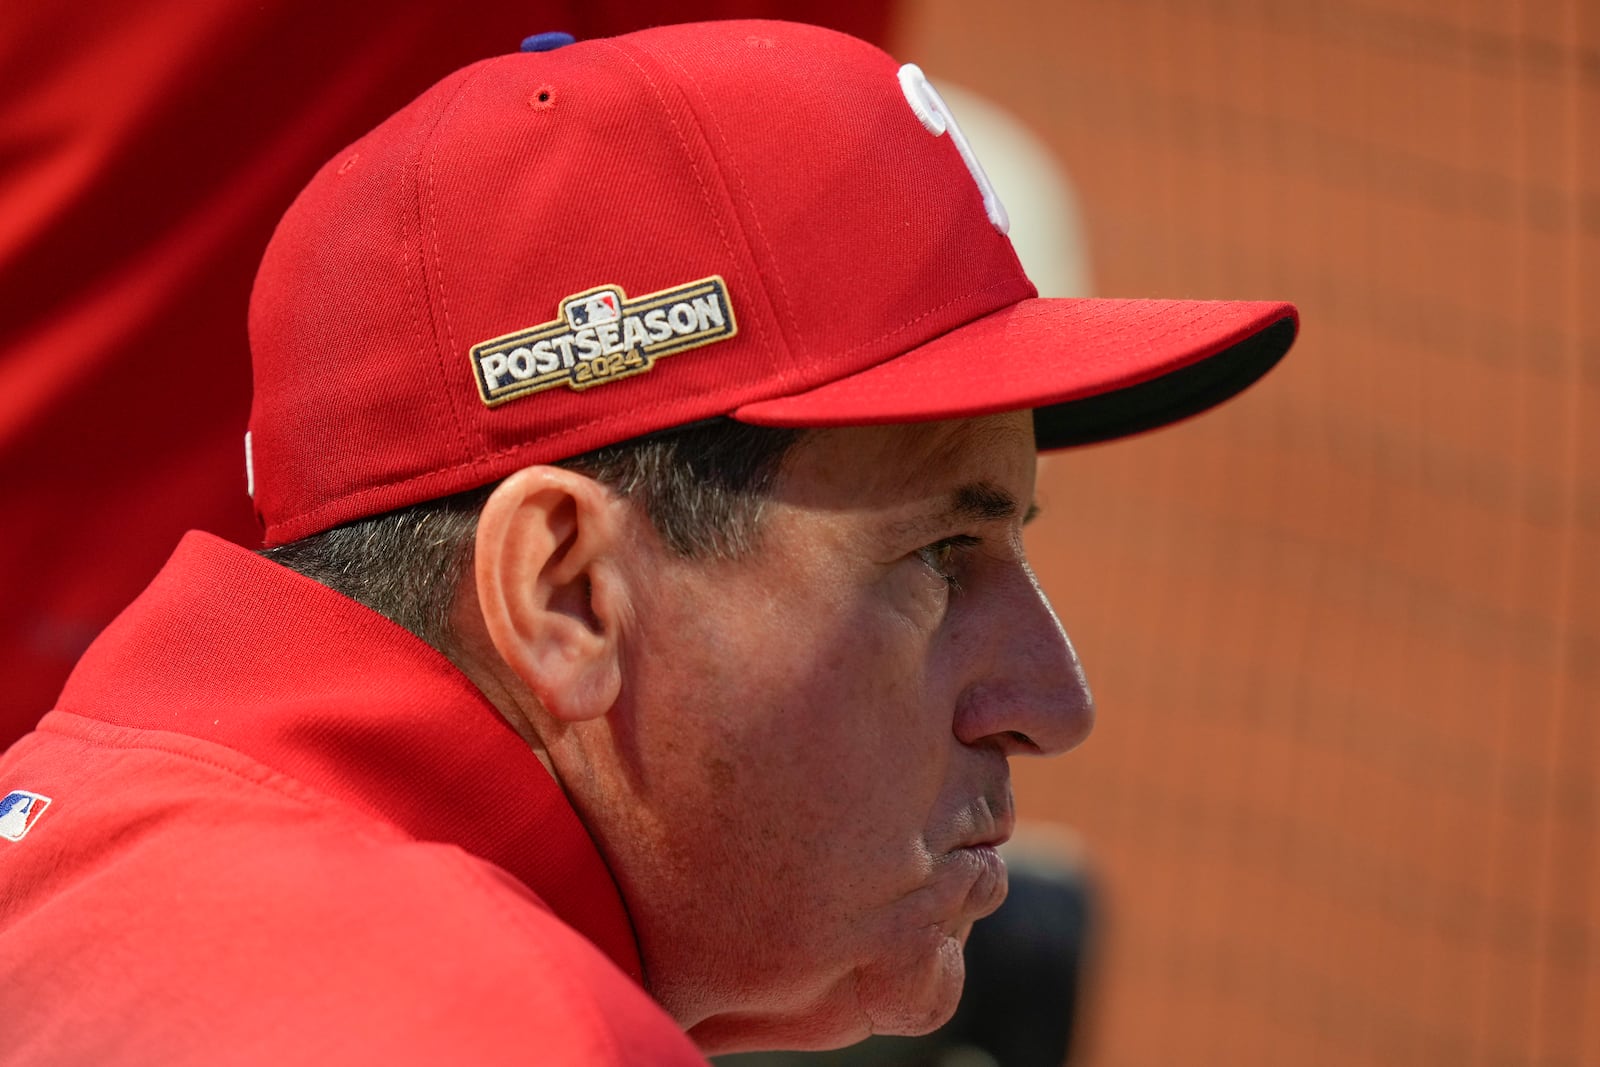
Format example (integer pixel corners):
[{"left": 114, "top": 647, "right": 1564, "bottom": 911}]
[{"left": 0, "top": 532, "right": 708, "bottom": 1065}]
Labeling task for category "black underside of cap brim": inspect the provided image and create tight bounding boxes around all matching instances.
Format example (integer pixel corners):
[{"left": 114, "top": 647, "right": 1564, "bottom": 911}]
[{"left": 1033, "top": 316, "right": 1296, "bottom": 449}]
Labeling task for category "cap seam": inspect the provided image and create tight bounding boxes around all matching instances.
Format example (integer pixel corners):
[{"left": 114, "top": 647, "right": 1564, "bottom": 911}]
[
  {"left": 595, "top": 38, "right": 782, "bottom": 366},
  {"left": 822, "top": 274, "right": 1028, "bottom": 366},
  {"left": 398, "top": 147, "right": 436, "bottom": 465},
  {"left": 649, "top": 44, "right": 804, "bottom": 369},
  {"left": 416, "top": 65, "right": 496, "bottom": 459}
]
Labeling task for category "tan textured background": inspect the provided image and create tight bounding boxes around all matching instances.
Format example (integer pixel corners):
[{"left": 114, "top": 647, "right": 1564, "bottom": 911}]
[{"left": 895, "top": 1, "right": 1597, "bottom": 1063}]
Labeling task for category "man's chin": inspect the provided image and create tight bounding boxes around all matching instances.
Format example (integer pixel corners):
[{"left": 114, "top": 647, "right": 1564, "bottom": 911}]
[
  {"left": 855, "top": 926, "right": 970, "bottom": 1038},
  {"left": 689, "top": 932, "right": 970, "bottom": 1054}
]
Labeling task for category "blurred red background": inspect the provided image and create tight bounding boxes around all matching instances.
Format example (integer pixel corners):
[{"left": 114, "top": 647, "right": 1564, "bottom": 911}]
[{"left": 897, "top": 2, "right": 1597, "bottom": 1063}]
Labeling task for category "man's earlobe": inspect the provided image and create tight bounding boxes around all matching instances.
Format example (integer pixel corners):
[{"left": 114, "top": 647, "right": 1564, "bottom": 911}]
[{"left": 474, "top": 467, "right": 623, "bottom": 723}]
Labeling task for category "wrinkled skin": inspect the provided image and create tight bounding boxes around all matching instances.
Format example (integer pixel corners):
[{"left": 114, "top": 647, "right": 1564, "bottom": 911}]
[
  {"left": 551, "top": 413, "right": 1096, "bottom": 1053},
  {"left": 467, "top": 412, "right": 1094, "bottom": 1055}
]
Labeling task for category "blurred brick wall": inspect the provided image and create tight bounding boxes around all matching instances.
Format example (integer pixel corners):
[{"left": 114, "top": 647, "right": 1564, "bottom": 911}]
[{"left": 895, "top": 2, "right": 1597, "bottom": 1064}]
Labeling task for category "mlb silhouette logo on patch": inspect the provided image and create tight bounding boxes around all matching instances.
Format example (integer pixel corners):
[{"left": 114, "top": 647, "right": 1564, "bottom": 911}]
[
  {"left": 0, "top": 790, "right": 51, "bottom": 842},
  {"left": 566, "top": 291, "right": 621, "bottom": 328}
]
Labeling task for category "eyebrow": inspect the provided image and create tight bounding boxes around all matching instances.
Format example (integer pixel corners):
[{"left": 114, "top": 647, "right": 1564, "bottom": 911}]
[
  {"left": 952, "top": 482, "right": 1020, "bottom": 521},
  {"left": 948, "top": 482, "right": 1042, "bottom": 526},
  {"left": 886, "top": 480, "right": 1041, "bottom": 544}
]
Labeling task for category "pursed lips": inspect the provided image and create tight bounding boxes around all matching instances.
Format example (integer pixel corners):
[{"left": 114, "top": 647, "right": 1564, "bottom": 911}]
[{"left": 952, "top": 788, "right": 1015, "bottom": 853}]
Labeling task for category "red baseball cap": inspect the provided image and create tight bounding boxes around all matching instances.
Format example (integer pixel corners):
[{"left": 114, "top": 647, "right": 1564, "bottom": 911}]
[{"left": 248, "top": 19, "right": 1297, "bottom": 545}]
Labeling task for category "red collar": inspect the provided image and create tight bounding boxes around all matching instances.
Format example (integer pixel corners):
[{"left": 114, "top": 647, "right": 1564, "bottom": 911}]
[{"left": 57, "top": 531, "right": 644, "bottom": 983}]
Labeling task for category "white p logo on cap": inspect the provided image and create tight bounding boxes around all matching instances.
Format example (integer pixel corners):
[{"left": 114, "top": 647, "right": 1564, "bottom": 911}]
[{"left": 897, "top": 63, "right": 1010, "bottom": 235}]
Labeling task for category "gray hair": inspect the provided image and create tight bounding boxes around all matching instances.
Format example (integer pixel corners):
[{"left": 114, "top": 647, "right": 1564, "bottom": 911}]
[{"left": 259, "top": 419, "right": 804, "bottom": 655}]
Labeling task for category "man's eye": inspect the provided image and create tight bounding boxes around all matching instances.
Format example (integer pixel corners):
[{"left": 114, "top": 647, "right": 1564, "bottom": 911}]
[{"left": 915, "top": 535, "right": 980, "bottom": 588}]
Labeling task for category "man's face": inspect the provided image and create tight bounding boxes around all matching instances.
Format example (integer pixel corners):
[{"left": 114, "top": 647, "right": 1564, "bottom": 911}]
[{"left": 575, "top": 412, "right": 1093, "bottom": 1053}]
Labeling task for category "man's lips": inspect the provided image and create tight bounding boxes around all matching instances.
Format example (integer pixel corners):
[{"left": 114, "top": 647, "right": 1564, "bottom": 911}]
[
  {"left": 955, "top": 792, "right": 1015, "bottom": 852},
  {"left": 965, "top": 818, "right": 1014, "bottom": 851},
  {"left": 954, "top": 840, "right": 1010, "bottom": 921}
]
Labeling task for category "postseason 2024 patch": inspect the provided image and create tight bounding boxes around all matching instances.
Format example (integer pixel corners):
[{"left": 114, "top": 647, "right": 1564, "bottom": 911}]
[{"left": 470, "top": 276, "right": 737, "bottom": 407}]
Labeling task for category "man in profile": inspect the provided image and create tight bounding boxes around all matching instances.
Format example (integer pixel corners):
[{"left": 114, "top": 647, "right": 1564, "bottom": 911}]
[{"left": 0, "top": 20, "right": 1295, "bottom": 1064}]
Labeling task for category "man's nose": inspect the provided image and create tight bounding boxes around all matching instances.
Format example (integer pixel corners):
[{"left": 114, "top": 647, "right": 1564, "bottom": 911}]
[{"left": 953, "top": 563, "right": 1095, "bottom": 758}]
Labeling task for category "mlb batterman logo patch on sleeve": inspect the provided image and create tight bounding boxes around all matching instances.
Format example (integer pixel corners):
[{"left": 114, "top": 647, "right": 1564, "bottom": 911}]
[
  {"left": 0, "top": 790, "right": 51, "bottom": 842},
  {"left": 470, "top": 276, "right": 737, "bottom": 407}
]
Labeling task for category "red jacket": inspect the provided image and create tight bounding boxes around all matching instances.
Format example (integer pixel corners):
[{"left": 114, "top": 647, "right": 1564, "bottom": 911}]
[{"left": 0, "top": 532, "right": 707, "bottom": 1065}]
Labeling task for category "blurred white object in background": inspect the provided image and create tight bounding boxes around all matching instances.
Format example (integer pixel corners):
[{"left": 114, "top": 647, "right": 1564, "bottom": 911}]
[{"left": 933, "top": 83, "right": 1091, "bottom": 299}]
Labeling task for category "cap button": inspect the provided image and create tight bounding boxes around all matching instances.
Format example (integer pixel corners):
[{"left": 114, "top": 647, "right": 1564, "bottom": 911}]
[{"left": 520, "top": 32, "right": 576, "bottom": 53}]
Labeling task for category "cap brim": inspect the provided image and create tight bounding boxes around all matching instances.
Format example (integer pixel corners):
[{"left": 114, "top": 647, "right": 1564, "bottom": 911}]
[{"left": 733, "top": 297, "right": 1298, "bottom": 449}]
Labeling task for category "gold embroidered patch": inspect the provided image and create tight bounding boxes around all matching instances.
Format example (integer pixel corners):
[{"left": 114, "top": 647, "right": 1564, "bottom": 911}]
[{"left": 469, "top": 276, "right": 737, "bottom": 407}]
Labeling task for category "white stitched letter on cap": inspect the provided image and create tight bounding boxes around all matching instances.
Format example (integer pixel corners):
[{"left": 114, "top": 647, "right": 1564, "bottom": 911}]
[
  {"left": 244, "top": 431, "right": 255, "bottom": 499},
  {"left": 897, "top": 63, "right": 1010, "bottom": 234}
]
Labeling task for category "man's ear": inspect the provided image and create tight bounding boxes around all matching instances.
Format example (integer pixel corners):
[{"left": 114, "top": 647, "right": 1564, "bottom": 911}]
[{"left": 474, "top": 466, "right": 624, "bottom": 723}]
